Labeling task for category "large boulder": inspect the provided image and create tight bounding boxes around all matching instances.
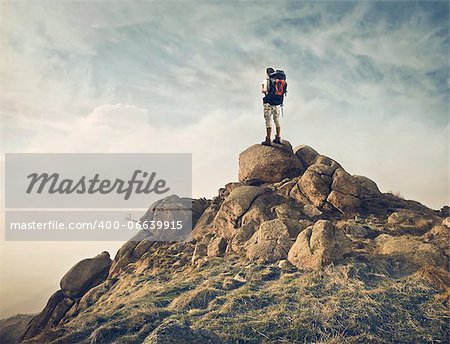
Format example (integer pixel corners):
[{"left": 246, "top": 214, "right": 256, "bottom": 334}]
[
  {"left": 298, "top": 169, "right": 330, "bottom": 207},
  {"left": 375, "top": 234, "right": 447, "bottom": 270},
  {"left": 327, "top": 190, "right": 360, "bottom": 214},
  {"left": 246, "top": 218, "right": 305, "bottom": 263},
  {"left": 60, "top": 251, "right": 112, "bottom": 300},
  {"left": 353, "top": 175, "right": 382, "bottom": 198},
  {"left": 228, "top": 191, "right": 289, "bottom": 253},
  {"left": 213, "top": 186, "right": 266, "bottom": 239},
  {"left": 139, "top": 195, "right": 195, "bottom": 241},
  {"left": 331, "top": 168, "right": 360, "bottom": 197},
  {"left": 294, "top": 145, "right": 319, "bottom": 167},
  {"left": 326, "top": 168, "right": 361, "bottom": 213},
  {"left": 239, "top": 141, "right": 304, "bottom": 184},
  {"left": 143, "top": 319, "right": 221, "bottom": 344},
  {"left": 288, "top": 220, "right": 351, "bottom": 270}
]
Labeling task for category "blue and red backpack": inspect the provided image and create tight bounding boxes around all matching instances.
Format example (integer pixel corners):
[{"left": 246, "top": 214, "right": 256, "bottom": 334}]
[{"left": 264, "top": 70, "right": 287, "bottom": 106}]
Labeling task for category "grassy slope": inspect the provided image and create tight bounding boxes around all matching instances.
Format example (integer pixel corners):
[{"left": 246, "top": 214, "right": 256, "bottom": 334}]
[{"left": 29, "top": 254, "right": 449, "bottom": 344}]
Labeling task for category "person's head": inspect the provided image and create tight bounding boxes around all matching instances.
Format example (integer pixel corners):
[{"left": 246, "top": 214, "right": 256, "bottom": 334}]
[{"left": 266, "top": 67, "right": 275, "bottom": 76}]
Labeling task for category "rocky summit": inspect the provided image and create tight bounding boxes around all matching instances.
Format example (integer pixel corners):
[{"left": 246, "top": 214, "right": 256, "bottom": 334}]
[{"left": 4, "top": 142, "right": 449, "bottom": 344}]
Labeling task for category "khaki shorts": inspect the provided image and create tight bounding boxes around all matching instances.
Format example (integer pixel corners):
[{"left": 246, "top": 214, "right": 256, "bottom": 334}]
[{"left": 263, "top": 103, "right": 281, "bottom": 128}]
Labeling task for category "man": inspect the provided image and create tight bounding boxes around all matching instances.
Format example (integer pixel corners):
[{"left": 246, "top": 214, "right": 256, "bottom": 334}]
[{"left": 261, "top": 67, "right": 287, "bottom": 146}]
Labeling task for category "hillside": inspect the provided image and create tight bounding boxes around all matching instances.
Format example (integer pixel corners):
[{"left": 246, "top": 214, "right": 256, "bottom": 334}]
[{"left": 4, "top": 142, "right": 449, "bottom": 343}]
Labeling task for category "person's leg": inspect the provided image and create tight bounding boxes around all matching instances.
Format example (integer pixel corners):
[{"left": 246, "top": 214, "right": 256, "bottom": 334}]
[
  {"left": 273, "top": 106, "right": 281, "bottom": 143},
  {"left": 266, "top": 127, "right": 272, "bottom": 140},
  {"left": 262, "top": 104, "right": 272, "bottom": 145}
]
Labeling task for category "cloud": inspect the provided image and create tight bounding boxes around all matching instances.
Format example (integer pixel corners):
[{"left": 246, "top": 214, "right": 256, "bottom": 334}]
[
  {"left": 18, "top": 103, "right": 254, "bottom": 198},
  {"left": 1, "top": 0, "right": 448, "bottom": 207},
  {"left": 17, "top": 98, "right": 447, "bottom": 210},
  {"left": 1, "top": 0, "right": 448, "bottom": 204}
]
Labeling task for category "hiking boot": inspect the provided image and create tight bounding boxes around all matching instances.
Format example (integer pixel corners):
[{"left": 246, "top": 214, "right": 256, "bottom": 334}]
[
  {"left": 273, "top": 137, "right": 282, "bottom": 144},
  {"left": 261, "top": 138, "right": 272, "bottom": 146}
]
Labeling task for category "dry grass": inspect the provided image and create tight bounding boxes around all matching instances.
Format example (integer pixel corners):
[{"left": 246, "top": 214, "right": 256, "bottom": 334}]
[
  {"left": 410, "top": 265, "right": 450, "bottom": 291},
  {"left": 193, "top": 264, "right": 448, "bottom": 343},
  {"left": 169, "top": 287, "right": 221, "bottom": 310},
  {"left": 23, "top": 260, "right": 449, "bottom": 344}
]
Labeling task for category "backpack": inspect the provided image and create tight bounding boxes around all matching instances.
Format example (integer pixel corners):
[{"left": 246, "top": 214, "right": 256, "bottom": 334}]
[{"left": 265, "top": 70, "right": 287, "bottom": 106}]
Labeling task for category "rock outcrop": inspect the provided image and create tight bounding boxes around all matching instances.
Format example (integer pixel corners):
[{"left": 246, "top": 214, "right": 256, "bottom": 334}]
[
  {"left": 375, "top": 234, "right": 447, "bottom": 272},
  {"left": 288, "top": 220, "right": 352, "bottom": 269},
  {"left": 245, "top": 218, "right": 304, "bottom": 263},
  {"left": 60, "top": 251, "right": 112, "bottom": 299},
  {"left": 18, "top": 141, "right": 449, "bottom": 344},
  {"left": 239, "top": 142, "right": 304, "bottom": 184},
  {"left": 139, "top": 195, "right": 207, "bottom": 241},
  {"left": 22, "top": 252, "right": 111, "bottom": 341}
]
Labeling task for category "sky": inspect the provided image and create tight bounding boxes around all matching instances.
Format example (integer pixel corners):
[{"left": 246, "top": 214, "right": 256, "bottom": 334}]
[{"left": 0, "top": 1, "right": 449, "bottom": 318}]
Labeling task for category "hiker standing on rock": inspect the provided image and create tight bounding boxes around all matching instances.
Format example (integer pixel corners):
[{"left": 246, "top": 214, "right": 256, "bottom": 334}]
[{"left": 261, "top": 67, "right": 287, "bottom": 146}]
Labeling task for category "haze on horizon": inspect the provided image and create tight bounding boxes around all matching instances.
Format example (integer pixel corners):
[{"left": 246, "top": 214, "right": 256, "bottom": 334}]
[{"left": 0, "top": 1, "right": 448, "bottom": 319}]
